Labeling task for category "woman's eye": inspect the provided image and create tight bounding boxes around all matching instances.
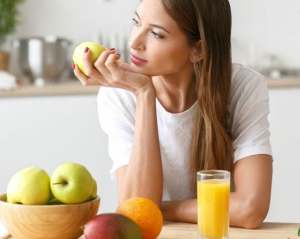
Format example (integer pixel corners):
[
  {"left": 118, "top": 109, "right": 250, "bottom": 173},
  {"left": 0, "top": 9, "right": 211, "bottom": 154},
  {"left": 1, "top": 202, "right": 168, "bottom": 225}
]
[
  {"left": 151, "top": 31, "right": 163, "bottom": 39},
  {"left": 132, "top": 18, "right": 140, "bottom": 26}
]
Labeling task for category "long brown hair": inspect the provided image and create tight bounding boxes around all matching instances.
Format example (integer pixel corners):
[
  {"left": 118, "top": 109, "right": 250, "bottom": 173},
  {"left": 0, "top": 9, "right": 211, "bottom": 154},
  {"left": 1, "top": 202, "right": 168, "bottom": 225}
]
[{"left": 161, "top": 0, "right": 234, "bottom": 197}]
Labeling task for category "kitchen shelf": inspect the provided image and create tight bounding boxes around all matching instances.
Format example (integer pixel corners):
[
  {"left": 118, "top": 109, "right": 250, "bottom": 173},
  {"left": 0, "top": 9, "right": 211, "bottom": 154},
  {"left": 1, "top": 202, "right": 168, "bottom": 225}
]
[
  {"left": 1, "top": 77, "right": 300, "bottom": 98},
  {"left": 266, "top": 78, "right": 300, "bottom": 88},
  {"left": 0, "top": 79, "right": 99, "bottom": 98}
]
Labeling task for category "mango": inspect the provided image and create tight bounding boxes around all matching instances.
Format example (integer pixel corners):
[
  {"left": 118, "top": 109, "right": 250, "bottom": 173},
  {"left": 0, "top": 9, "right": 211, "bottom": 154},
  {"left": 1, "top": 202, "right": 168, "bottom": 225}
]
[{"left": 82, "top": 213, "right": 142, "bottom": 239}]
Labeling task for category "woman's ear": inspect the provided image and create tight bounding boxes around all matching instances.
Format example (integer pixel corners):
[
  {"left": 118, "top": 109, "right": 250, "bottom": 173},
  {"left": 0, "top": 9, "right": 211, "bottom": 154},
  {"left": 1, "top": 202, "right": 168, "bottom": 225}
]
[{"left": 190, "top": 40, "right": 203, "bottom": 63}]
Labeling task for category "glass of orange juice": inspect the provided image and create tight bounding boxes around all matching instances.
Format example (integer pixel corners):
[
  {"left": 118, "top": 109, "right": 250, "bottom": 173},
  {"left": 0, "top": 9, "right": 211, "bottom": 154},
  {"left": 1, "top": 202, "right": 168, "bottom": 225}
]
[{"left": 197, "top": 170, "right": 230, "bottom": 239}]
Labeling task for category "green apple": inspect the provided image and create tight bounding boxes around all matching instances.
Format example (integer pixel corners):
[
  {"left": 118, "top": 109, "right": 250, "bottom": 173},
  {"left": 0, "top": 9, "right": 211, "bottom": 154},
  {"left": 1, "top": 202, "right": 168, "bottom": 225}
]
[
  {"left": 47, "top": 198, "right": 64, "bottom": 205},
  {"left": 50, "top": 162, "right": 93, "bottom": 204},
  {"left": 47, "top": 190, "right": 64, "bottom": 205},
  {"left": 72, "top": 42, "right": 105, "bottom": 75},
  {"left": 7, "top": 167, "right": 51, "bottom": 205},
  {"left": 86, "top": 178, "right": 97, "bottom": 201},
  {"left": 49, "top": 188, "right": 55, "bottom": 200}
]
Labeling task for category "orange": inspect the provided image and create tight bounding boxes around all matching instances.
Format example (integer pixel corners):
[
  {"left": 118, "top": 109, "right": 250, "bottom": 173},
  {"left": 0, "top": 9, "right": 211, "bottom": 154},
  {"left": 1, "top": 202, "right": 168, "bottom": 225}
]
[{"left": 116, "top": 197, "right": 163, "bottom": 239}]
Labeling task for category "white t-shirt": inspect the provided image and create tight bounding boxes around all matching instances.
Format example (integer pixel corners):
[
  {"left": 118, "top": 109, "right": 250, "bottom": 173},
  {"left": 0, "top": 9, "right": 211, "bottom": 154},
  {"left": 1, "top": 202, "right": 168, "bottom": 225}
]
[{"left": 97, "top": 63, "right": 272, "bottom": 201}]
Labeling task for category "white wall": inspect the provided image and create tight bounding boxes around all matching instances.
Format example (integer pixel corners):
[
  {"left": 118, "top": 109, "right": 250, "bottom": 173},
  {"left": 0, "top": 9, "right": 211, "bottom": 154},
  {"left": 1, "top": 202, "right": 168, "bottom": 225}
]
[
  {"left": 6, "top": 0, "right": 140, "bottom": 66},
  {"left": 265, "top": 89, "right": 300, "bottom": 223},
  {"left": 230, "top": 0, "right": 300, "bottom": 70},
  {"left": 0, "top": 95, "right": 118, "bottom": 213},
  {"left": 14, "top": 0, "right": 139, "bottom": 41}
]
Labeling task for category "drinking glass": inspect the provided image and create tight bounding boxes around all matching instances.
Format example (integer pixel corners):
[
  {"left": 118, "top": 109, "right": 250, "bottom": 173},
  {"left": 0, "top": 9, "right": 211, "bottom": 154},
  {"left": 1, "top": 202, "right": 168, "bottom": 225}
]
[{"left": 197, "top": 170, "right": 230, "bottom": 239}]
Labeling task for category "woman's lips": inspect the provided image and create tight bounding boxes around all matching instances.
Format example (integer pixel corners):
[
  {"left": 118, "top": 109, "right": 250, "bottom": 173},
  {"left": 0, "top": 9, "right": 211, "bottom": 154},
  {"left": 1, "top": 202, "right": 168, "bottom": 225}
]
[{"left": 130, "top": 53, "right": 147, "bottom": 65}]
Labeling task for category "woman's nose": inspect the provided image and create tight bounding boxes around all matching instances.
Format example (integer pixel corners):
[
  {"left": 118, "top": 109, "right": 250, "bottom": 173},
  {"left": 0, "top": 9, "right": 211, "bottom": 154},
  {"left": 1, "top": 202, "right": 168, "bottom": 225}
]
[{"left": 129, "top": 28, "right": 146, "bottom": 51}]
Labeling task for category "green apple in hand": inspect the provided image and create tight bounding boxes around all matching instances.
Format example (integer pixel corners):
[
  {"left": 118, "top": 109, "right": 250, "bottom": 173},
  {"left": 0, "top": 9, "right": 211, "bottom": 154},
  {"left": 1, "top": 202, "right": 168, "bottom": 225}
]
[
  {"left": 72, "top": 42, "right": 105, "bottom": 75},
  {"left": 7, "top": 167, "right": 51, "bottom": 205},
  {"left": 50, "top": 162, "right": 94, "bottom": 204}
]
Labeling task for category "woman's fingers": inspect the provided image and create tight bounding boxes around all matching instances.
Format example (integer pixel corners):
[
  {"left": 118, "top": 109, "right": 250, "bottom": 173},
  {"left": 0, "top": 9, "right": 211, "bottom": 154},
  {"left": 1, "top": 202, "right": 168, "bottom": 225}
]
[
  {"left": 82, "top": 47, "right": 111, "bottom": 82},
  {"left": 73, "top": 63, "right": 89, "bottom": 85},
  {"left": 75, "top": 47, "right": 113, "bottom": 86},
  {"left": 94, "top": 48, "right": 117, "bottom": 81},
  {"left": 82, "top": 48, "right": 98, "bottom": 78},
  {"left": 72, "top": 63, "right": 100, "bottom": 86},
  {"left": 105, "top": 54, "right": 126, "bottom": 84},
  {"left": 73, "top": 46, "right": 135, "bottom": 88}
]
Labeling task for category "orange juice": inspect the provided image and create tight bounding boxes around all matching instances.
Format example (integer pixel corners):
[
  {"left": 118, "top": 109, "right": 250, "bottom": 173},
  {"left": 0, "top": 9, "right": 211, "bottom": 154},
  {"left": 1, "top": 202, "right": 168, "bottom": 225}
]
[{"left": 197, "top": 179, "right": 230, "bottom": 239}]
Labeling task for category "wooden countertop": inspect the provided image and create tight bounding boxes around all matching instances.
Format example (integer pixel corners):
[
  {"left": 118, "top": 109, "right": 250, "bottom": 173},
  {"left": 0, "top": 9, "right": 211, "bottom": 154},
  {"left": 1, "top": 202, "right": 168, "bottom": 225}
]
[
  {"left": 1, "top": 78, "right": 300, "bottom": 98},
  {"left": 0, "top": 79, "right": 100, "bottom": 98},
  {"left": 6, "top": 222, "right": 300, "bottom": 239},
  {"left": 153, "top": 222, "right": 300, "bottom": 239},
  {"left": 267, "top": 78, "right": 300, "bottom": 88}
]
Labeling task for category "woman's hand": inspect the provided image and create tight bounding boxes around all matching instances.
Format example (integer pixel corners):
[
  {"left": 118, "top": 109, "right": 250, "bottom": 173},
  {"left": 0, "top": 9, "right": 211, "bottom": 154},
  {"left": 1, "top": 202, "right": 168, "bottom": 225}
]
[{"left": 73, "top": 47, "right": 153, "bottom": 96}]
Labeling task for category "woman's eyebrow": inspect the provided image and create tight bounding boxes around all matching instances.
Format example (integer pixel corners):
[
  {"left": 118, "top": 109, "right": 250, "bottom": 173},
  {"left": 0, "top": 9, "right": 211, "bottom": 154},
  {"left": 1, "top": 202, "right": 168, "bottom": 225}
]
[
  {"left": 134, "top": 10, "right": 170, "bottom": 34},
  {"left": 135, "top": 11, "right": 141, "bottom": 19}
]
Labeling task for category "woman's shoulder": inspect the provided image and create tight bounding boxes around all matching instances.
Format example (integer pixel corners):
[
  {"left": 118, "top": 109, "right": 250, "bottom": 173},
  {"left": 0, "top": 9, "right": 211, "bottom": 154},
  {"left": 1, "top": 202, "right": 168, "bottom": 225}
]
[
  {"left": 231, "top": 63, "right": 266, "bottom": 89},
  {"left": 231, "top": 63, "right": 268, "bottom": 101}
]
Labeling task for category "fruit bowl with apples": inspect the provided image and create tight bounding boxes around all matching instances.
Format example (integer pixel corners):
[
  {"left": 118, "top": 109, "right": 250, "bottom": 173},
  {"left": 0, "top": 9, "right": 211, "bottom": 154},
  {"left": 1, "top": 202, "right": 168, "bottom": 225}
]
[
  {"left": 0, "top": 194, "right": 100, "bottom": 239},
  {"left": 0, "top": 163, "right": 100, "bottom": 239}
]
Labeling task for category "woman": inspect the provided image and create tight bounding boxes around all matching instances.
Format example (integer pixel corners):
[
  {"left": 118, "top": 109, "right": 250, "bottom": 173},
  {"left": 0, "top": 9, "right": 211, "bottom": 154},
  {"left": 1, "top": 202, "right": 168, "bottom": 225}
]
[{"left": 73, "top": 0, "right": 273, "bottom": 229}]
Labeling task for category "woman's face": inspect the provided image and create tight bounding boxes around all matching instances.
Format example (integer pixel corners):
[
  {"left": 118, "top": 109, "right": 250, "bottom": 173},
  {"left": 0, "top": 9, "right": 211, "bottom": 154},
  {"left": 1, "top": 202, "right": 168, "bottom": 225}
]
[{"left": 129, "top": 0, "right": 194, "bottom": 77}]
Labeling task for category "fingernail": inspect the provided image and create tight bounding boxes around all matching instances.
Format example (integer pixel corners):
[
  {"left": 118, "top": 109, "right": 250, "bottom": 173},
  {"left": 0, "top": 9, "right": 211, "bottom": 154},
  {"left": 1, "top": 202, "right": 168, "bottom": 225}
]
[
  {"left": 84, "top": 47, "right": 89, "bottom": 53},
  {"left": 72, "top": 63, "right": 75, "bottom": 70},
  {"left": 110, "top": 48, "right": 115, "bottom": 51},
  {"left": 117, "top": 54, "right": 121, "bottom": 57}
]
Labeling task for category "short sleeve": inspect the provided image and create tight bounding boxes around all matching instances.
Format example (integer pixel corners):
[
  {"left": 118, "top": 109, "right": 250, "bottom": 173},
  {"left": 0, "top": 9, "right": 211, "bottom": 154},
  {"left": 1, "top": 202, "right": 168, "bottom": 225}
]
[
  {"left": 97, "top": 87, "right": 136, "bottom": 180},
  {"left": 229, "top": 65, "right": 273, "bottom": 163}
]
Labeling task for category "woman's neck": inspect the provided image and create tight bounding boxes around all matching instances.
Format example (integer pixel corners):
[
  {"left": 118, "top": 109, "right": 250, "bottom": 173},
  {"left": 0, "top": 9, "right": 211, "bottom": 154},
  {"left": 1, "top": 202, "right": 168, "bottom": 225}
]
[{"left": 152, "top": 73, "right": 197, "bottom": 113}]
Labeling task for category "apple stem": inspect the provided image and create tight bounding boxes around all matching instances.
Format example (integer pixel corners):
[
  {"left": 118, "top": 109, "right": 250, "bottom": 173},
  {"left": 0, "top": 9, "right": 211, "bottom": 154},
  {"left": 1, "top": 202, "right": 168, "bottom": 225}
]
[
  {"left": 81, "top": 225, "right": 85, "bottom": 231},
  {"left": 52, "top": 182, "right": 68, "bottom": 185}
]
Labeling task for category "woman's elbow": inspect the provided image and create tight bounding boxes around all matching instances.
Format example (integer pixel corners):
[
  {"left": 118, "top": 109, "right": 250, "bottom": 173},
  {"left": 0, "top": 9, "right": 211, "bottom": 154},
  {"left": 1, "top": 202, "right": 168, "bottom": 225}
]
[
  {"left": 241, "top": 212, "right": 265, "bottom": 229},
  {"left": 239, "top": 199, "right": 270, "bottom": 229}
]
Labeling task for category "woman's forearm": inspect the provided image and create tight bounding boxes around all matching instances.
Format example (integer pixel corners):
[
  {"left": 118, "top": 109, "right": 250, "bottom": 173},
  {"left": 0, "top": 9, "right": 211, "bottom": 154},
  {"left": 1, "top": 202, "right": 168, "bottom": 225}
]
[
  {"left": 161, "top": 192, "right": 267, "bottom": 228},
  {"left": 161, "top": 199, "right": 198, "bottom": 223},
  {"left": 118, "top": 86, "right": 163, "bottom": 205}
]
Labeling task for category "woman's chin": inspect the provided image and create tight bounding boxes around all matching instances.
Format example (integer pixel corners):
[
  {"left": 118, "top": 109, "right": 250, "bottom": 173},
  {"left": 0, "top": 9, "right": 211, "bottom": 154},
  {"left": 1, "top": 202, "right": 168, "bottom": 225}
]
[
  {"left": 130, "top": 63, "right": 149, "bottom": 74},
  {"left": 129, "top": 63, "right": 162, "bottom": 78}
]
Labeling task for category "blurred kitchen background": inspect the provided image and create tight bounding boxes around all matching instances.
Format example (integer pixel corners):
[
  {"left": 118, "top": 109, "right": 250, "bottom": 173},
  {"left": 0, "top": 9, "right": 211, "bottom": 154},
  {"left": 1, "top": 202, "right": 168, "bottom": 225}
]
[
  {"left": 1, "top": 0, "right": 300, "bottom": 223},
  {"left": 0, "top": 0, "right": 299, "bottom": 82}
]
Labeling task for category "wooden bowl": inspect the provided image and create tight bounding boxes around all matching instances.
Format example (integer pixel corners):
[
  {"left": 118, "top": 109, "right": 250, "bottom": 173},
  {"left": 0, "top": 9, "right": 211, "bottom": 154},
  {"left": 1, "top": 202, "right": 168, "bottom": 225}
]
[{"left": 0, "top": 193, "right": 100, "bottom": 239}]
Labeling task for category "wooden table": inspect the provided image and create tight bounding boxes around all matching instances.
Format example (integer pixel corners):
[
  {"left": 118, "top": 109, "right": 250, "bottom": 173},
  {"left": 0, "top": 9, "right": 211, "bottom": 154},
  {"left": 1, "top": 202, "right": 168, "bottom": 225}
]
[
  {"left": 7, "top": 222, "right": 300, "bottom": 239},
  {"left": 154, "top": 222, "right": 300, "bottom": 239}
]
